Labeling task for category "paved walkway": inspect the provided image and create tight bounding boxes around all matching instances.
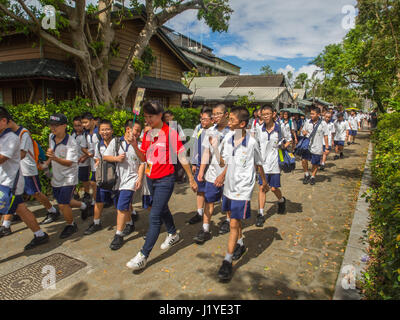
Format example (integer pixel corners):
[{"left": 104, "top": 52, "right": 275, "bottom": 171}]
[{"left": 0, "top": 132, "right": 370, "bottom": 300}]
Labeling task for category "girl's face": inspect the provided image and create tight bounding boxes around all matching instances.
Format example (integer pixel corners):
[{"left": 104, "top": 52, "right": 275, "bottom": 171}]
[
  {"left": 144, "top": 112, "right": 163, "bottom": 128},
  {"left": 99, "top": 124, "right": 113, "bottom": 141},
  {"left": 0, "top": 118, "right": 8, "bottom": 132},
  {"left": 283, "top": 112, "right": 289, "bottom": 120}
]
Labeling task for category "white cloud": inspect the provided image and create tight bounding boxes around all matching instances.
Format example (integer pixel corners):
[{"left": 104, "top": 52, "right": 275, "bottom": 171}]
[
  {"left": 277, "top": 64, "right": 324, "bottom": 81},
  {"left": 167, "top": 0, "right": 357, "bottom": 61}
]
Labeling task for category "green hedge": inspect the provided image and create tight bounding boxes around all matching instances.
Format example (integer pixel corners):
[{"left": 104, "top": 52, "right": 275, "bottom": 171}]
[{"left": 361, "top": 107, "right": 400, "bottom": 299}]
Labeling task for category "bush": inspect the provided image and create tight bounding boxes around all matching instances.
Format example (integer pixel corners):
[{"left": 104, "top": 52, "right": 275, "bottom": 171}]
[{"left": 361, "top": 108, "right": 400, "bottom": 299}]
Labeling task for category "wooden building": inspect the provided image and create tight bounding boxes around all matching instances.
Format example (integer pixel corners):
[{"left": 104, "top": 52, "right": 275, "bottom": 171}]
[{"left": 0, "top": 16, "right": 194, "bottom": 108}]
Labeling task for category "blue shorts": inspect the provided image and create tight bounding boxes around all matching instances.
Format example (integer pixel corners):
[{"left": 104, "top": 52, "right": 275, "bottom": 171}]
[
  {"left": 95, "top": 186, "right": 113, "bottom": 204},
  {"left": 78, "top": 166, "right": 90, "bottom": 182},
  {"left": 334, "top": 141, "right": 345, "bottom": 147},
  {"left": 258, "top": 174, "right": 281, "bottom": 188},
  {"left": 349, "top": 130, "right": 357, "bottom": 136},
  {"left": 8, "top": 195, "right": 24, "bottom": 215},
  {"left": 90, "top": 171, "right": 96, "bottom": 182},
  {"left": 115, "top": 190, "right": 135, "bottom": 212},
  {"left": 323, "top": 146, "right": 332, "bottom": 152},
  {"left": 142, "top": 195, "right": 153, "bottom": 209},
  {"left": 204, "top": 181, "right": 223, "bottom": 203},
  {"left": 0, "top": 185, "right": 13, "bottom": 215},
  {"left": 194, "top": 167, "right": 206, "bottom": 193},
  {"left": 302, "top": 151, "right": 322, "bottom": 166},
  {"left": 222, "top": 196, "right": 251, "bottom": 220},
  {"left": 24, "top": 175, "right": 42, "bottom": 195},
  {"left": 52, "top": 186, "right": 75, "bottom": 205}
]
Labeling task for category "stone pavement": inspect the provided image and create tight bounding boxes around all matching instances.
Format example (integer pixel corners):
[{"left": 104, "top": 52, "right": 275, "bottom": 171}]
[{"left": 0, "top": 132, "right": 370, "bottom": 300}]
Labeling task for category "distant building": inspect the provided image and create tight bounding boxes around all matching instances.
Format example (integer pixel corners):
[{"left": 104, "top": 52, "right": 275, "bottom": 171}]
[
  {"left": 183, "top": 75, "right": 294, "bottom": 110},
  {"left": 162, "top": 26, "right": 241, "bottom": 76}
]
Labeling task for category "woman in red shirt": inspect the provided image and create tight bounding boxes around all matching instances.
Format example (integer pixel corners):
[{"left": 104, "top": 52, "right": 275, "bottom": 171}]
[{"left": 126, "top": 101, "right": 197, "bottom": 270}]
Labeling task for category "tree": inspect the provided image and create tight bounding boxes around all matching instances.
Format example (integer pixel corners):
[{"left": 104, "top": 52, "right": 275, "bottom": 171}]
[
  {"left": 260, "top": 64, "right": 276, "bottom": 75},
  {"left": 0, "top": 1, "right": 233, "bottom": 107},
  {"left": 294, "top": 73, "right": 308, "bottom": 89}
]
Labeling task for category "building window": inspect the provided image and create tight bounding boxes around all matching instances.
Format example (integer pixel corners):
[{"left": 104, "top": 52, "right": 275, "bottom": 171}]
[
  {"left": 12, "top": 87, "right": 31, "bottom": 105},
  {"left": 146, "top": 96, "right": 169, "bottom": 109}
]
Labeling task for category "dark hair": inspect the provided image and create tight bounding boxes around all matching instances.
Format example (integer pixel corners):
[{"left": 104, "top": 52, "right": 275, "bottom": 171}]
[
  {"left": 143, "top": 101, "right": 164, "bottom": 115},
  {"left": 0, "top": 107, "right": 12, "bottom": 122},
  {"left": 213, "top": 103, "right": 227, "bottom": 114},
  {"left": 94, "top": 117, "right": 101, "bottom": 122},
  {"left": 81, "top": 112, "right": 94, "bottom": 120},
  {"left": 99, "top": 119, "right": 113, "bottom": 130},
  {"left": 73, "top": 116, "right": 82, "bottom": 122},
  {"left": 311, "top": 106, "right": 321, "bottom": 114},
  {"left": 202, "top": 109, "right": 212, "bottom": 119},
  {"left": 201, "top": 106, "right": 212, "bottom": 114},
  {"left": 164, "top": 110, "right": 173, "bottom": 116},
  {"left": 261, "top": 105, "right": 274, "bottom": 113},
  {"left": 124, "top": 119, "right": 142, "bottom": 129},
  {"left": 230, "top": 106, "right": 250, "bottom": 126}
]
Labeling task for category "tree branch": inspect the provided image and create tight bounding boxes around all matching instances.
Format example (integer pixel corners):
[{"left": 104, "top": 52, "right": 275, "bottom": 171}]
[
  {"left": 16, "top": 0, "right": 40, "bottom": 26},
  {"left": 0, "top": 3, "right": 31, "bottom": 26},
  {"left": 155, "top": 0, "right": 203, "bottom": 26}
]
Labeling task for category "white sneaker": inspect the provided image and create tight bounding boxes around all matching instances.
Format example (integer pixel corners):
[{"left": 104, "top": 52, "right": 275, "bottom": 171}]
[
  {"left": 126, "top": 252, "right": 147, "bottom": 270},
  {"left": 160, "top": 233, "right": 180, "bottom": 250}
]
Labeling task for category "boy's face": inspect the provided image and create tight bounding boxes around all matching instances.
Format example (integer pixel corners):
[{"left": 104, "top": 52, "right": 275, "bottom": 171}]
[
  {"left": 351, "top": 111, "right": 356, "bottom": 116},
  {"left": 99, "top": 124, "right": 113, "bottom": 140},
  {"left": 325, "top": 113, "right": 332, "bottom": 122},
  {"left": 228, "top": 113, "right": 245, "bottom": 131},
  {"left": 212, "top": 106, "right": 227, "bottom": 125},
  {"left": 0, "top": 117, "right": 8, "bottom": 131},
  {"left": 81, "top": 118, "right": 94, "bottom": 130},
  {"left": 127, "top": 123, "right": 142, "bottom": 139},
  {"left": 200, "top": 113, "right": 212, "bottom": 129},
  {"left": 50, "top": 124, "right": 66, "bottom": 136},
  {"left": 310, "top": 110, "right": 319, "bottom": 121},
  {"left": 261, "top": 108, "right": 273, "bottom": 124},
  {"left": 73, "top": 120, "right": 83, "bottom": 134}
]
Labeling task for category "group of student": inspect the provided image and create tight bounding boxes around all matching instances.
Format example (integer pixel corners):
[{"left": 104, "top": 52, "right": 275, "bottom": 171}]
[{"left": 0, "top": 100, "right": 364, "bottom": 281}]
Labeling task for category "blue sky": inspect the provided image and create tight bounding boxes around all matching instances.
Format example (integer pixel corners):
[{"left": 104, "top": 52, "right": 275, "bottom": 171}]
[{"left": 167, "top": 0, "right": 358, "bottom": 78}]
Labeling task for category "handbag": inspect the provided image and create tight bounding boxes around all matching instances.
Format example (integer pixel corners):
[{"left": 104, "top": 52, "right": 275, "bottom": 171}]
[{"left": 295, "top": 120, "right": 321, "bottom": 156}]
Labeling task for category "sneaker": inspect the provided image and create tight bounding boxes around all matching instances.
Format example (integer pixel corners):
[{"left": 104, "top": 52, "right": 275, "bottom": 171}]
[
  {"left": 12, "top": 215, "right": 21, "bottom": 223},
  {"left": 340, "top": 153, "right": 344, "bottom": 159},
  {"left": 193, "top": 229, "right": 212, "bottom": 244},
  {"left": 40, "top": 209, "right": 60, "bottom": 225},
  {"left": 59, "top": 223, "right": 78, "bottom": 239},
  {"left": 310, "top": 177, "right": 316, "bottom": 185},
  {"left": 218, "top": 260, "right": 233, "bottom": 281},
  {"left": 122, "top": 223, "right": 135, "bottom": 237},
  {"left": 160, "top": 233, "right": 180, "bottom": 250},
  {"left": 320, "top": 164, "right": 325, "bottom": 171},
  {"left": 303, "top": 175, "right": 311, "bottom": 185},
  {"left": 278, "top": 197, "right": 286, "bottom": 215},
  {"left": 110, "top": 234, "right": 124, "bottom": 250},
  {"left": 24, "top": 232, "right": 49, "bottom": 250},
  {"left": 232, "top": 244, "right": 246, "bottom": 261},
  {"left": 219, "top": 220, "right": 230, "bottom": 235},
  {"left": 333, "top": 155, "right": 340, "bottom": 161},
  {"left": 188, "top": 213, "right": 202, "bottom": 225},
  {"left": 0, "top": 226, "right": 12, "bottom": 237},
  {"left": 347, "top": 141, "right": 351, "bottom": 146},
  {"left": 126, "top": 252, "right": 147, "bottom": 270},
  {"left": 255, "top": 214, "right": 265, "bottom": 227},
  {"left": 84, "top": 223, "right": 102, "bottom": 235}
]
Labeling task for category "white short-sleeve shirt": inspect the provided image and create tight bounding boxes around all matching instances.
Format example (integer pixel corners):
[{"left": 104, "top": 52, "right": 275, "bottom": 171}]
[
  {"left": 72, "top": 132, "right": 90, "bottom": 168},
  {"left": 334, "top": 120, "right": 350, "bottom": 141},
  {"left": 16, "top": 127, "right": 38, "bottom": 177},
  {"left": 0, "top": 129, "right": 20, "bottom": 188},
  {"left": 348, "top": 116, "right": 358, "bottom": 131},
  {"left": 49, "top": 134, "right": 79, "bottom": 188},
  {"left": 85, "top": 129, "right": 100, "bottom": 172},
  {"left": 103, "top": 137, "right": 141, "bottom": 191},
  {"left": 257, "top": 123, "right": 284, "bottom": 174},
  {"left": 325, "top": 121, "right": 335, "bottom": 146},
  {"left": 202, "top": 125, "right": 231, "bottom": 184},
  {"left": 222, "top": 132, "right": 262, "bottom": 201},
  {"left": 280, "top": 120, "right": 293, "bottom": 142},
  {"left": 302, "top": 120, "right": 329, "bottom": 155}
]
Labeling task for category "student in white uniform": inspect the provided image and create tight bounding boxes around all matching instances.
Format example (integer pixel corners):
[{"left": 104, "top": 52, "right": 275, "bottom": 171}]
[
  {"left": 333, "top": 113, "right": 349, "bottom": 160},
  {"left": 195, "top": 104, "right": 231, "bottom": 244},
  {"left": 0, "top": 107, "right": 49, "bottom": 249},
  {"left": 84, "top": 119, "right": 115, "bottom": 235},
  {"left": 301, "top": 106, "right": 329, "bottom": 185},
  {"left": 256, "top": 105, "right": 289, "bottom": 228},
  {"left": 347, "top": 110, "right": 358, "bottom": 145},
  {"left": 208, "top": 106, "right": 268, "bottom": 281},
  {"left": 103, "top": 120, "right": 145, "bottom": 251},
  {"left": 320, "top": 112, "right": 335, "bottom": 171},
  {"left": 46, "top": 114, "right": 93, "bottom": 239}
]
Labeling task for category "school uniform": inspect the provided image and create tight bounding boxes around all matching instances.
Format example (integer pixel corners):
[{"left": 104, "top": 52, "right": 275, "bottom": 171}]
[
  {"left": 279, "top": 120, "right": 293, "bottom": 142},
  {"left": 348, "top": 116, "right": 358, "bottom": 136},
  {"left": 0, "top": 128, "right": 21, "bottom": 214},
  {"left": 202, "top": 125, "right": 231, "bottom": 203},
  {"left": 72, "top": 131, "right": 90, "bottom": 183},
  {"left": 191, "top": 125, "right": 208, "bottom": 193},
  {"left": 323, "top": 121, "right": 335, "bottom": 152},
  {"left": 14, "top": 126, "right": 42, "bottom": 196},
  {"left": 250, "top": 119, "right": 264, "bottom": 135},
  {"left": 93, "top": 139, "right": 114, "bottom": 205},
  {"left": 301, "top": 120, "right": 329, "bottom": 165},
  {"left": 7, "top": 165, "right": 25, "bottom": 215},
  {"left": 104, "top": 136, "right": 142, "bottom": 212},
  {"left": 221, "top": 132, "right": 262, "bottom": 220},
  {"left": 334, "top": 120, "right": 349, "bottom": 146},
  {"left": 85, "top": 127, "right": 100, "bottom": 182},
  {"left": 257, "top": 123, "right": 284, "bottom": 188},
  {"left": 49, "top": 134, "right": 79, "bottom": 205}
]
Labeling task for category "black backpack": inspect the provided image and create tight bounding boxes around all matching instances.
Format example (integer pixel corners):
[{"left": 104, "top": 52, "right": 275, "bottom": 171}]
[{"left": 95, "top": 137, "right": 121, "bottom": 191}]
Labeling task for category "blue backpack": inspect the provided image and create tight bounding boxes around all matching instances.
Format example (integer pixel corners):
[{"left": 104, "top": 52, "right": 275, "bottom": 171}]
[{"left": 275, "top": 123, "right": 296, "bottom": 173}]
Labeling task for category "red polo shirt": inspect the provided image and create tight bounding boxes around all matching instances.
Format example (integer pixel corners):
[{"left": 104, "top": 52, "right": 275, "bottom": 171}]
[{"left": 140, "top": 122, "right": 185, "bottom": 179}]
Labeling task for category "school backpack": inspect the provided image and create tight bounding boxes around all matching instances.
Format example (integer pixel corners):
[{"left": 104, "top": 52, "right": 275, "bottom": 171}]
[
  {"left": 278, "top": 149, "right": 296, "bottom": 173},
  {"left": 95, "top": 137, "right": 121, "bottom": 191},
  {"left": 18, "top": 129, "right": 44, "bottom": 171}
]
